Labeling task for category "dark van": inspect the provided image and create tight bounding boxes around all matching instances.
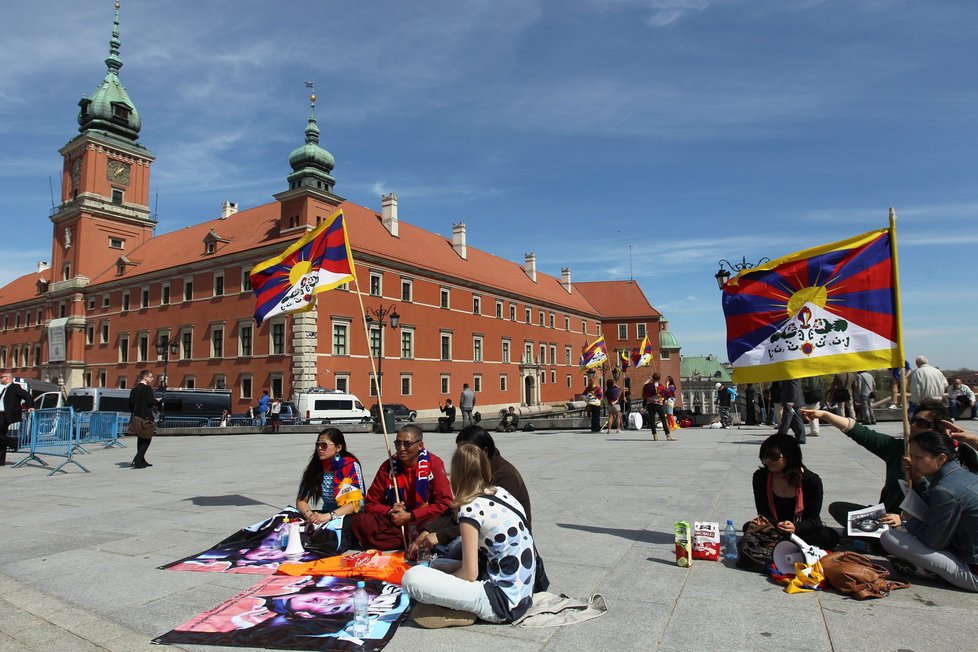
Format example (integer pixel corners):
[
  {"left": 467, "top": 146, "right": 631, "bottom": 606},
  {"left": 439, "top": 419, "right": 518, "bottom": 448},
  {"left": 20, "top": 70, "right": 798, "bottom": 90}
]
[{"left": 155, "top": 388, "right": 231, "bottom": 418}]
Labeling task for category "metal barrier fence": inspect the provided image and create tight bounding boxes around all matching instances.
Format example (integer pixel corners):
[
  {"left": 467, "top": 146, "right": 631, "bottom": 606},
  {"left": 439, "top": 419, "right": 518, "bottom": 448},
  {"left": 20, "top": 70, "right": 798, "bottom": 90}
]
[
  {"left": 75, "top": 411, "right": 127, "bottom": 451},
  {"left": 13, "top": 407, "right": 89, "bottom": 475}
]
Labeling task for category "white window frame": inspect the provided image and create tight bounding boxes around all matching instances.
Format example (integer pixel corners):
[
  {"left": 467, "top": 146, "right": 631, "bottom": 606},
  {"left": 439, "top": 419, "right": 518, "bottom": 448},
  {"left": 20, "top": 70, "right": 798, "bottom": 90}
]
[
  {"left": 213, "top": 271, "right": 225, "bottom": 297},
  {"left": 618, "top": 324, "right": 628, "bottom": 339},
  {"left": 369, "top": 272, "right": 382, "bottom": 297}
]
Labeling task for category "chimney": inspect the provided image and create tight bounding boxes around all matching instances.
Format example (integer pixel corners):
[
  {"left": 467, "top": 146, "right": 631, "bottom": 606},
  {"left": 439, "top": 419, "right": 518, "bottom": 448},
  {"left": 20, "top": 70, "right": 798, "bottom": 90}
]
[
  {"left": 37, "top": 261, "right": 51, "bottom": 273},
  {"left": 220, "top": 200, "right": 238, "bottom": 219},
  {"left": 381, "top": 193, "right": 399, "bottom": 236},
  {"left": 524, "top": 252, "right": 537, "bottom": 282},
  {"left": 561, "top": 267, "right": 572, "bottom": 293},
  {"left": 452, "top": 222, "right": 467, "bottom": 259}
]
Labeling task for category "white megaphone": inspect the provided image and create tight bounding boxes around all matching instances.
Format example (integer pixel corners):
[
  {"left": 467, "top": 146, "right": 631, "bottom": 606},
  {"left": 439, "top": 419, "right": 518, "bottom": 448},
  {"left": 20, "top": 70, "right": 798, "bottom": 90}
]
[
  {"left": 284, "top": 520, "right": 305, "bottom": 557},
  {"left": 772, "top": 534, "right": 827, "bottom": 575}
]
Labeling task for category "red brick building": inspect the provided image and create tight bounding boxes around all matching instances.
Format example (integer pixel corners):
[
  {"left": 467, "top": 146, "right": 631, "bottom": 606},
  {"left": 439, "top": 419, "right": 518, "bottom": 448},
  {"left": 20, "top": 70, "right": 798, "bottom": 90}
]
[{"left": 0, "top": 5, "right": 678, "bottom": 417}]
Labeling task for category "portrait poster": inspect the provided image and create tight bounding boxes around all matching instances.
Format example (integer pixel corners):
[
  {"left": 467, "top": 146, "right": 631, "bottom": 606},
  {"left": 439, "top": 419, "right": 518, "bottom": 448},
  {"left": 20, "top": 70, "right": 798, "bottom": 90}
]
[
  {"left": 153, "top": 575, "right": 411, "bottom": 651},
  {"left": 846, "top": 503, "right": 889, "bottom": 538},
  {"left": 160, "top": 508, "right": 323, "bottom": 574}
]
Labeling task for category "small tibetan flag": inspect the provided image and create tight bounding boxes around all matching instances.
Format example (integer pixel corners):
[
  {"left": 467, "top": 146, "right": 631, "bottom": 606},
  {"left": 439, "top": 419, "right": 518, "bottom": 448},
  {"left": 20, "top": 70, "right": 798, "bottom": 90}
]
[{"left": 579, "top": 336, "right": 609, "bottom": 372}]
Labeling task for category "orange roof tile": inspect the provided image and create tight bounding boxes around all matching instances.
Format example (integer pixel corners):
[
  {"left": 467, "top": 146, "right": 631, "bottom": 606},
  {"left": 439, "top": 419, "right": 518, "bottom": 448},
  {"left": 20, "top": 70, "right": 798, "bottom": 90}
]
[
  {"left": 575, "top": 280, "right": 661, "bottom": 319},
  {"left": 0, "top": 269, "right": 51, "bottom": 306}
]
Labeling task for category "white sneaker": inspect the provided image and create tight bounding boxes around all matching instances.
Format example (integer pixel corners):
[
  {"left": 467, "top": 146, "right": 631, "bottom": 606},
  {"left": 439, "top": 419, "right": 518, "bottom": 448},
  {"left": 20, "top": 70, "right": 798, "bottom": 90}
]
[{"left": 888, "top": 404, "right": 898, "bottom": 409}]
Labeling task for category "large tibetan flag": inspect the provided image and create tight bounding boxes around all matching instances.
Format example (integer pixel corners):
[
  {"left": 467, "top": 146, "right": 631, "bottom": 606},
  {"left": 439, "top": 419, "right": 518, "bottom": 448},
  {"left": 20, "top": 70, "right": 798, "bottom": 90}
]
[
  {"left": 250, "top": 210, "right": 356, "bottom": 326},
  {"left": 579, "top": 336, "right": 609, "bottom": 372},
  {"left": 633, "top": 334, "right": 654, "bottom": 369},
  {"left": 722, "top": 227, "right": 902, "bottom": 384}
]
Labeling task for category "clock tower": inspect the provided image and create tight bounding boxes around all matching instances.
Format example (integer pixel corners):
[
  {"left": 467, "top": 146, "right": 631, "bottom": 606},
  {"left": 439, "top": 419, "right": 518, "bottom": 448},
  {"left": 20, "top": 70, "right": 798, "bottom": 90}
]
[{"left": 51, "top": 0, "right": 155, "bottom": 284}]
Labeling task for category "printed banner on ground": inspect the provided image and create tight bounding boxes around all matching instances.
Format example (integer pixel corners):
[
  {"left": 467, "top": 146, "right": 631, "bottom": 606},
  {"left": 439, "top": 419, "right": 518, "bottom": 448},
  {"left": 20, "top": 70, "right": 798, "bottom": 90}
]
[
  {"left": 153, "top": 575, "right": 411, "bottom": 651},
  {"left": 160, "top": 508, "right": 322, "bottom": 574}
]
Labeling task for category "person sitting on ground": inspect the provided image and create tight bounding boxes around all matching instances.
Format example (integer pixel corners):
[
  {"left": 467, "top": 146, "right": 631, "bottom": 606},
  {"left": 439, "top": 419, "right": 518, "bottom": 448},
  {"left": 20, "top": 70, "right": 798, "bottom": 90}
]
[
  {"left": 752, "top": 433, "right": 840, "bottom": 550},
  {"left": 402, "top": 443, "right": 535, "bottom": 627},
  {"left": 348, "top": 424, "right": 452, "bottom": 550},
  {"left": 800, "top": 398, "right": 949, "bottom": 526},
  {"left": 296, "top": 428, "right": 366, "bottom": 526},
  {"left": 438, "top": 399, "right": 457, "bottom": 433},
  {"left": 497, "top": 407, "right": 519, "bottom": 433},
  {"left": 410, "top": 425, "right": 531, "bottom": 558},
  {"left": 878, "top": 430, "right": 978, "bottom": 591},
  {"left": 948, "top": 378, "right": 976, "bottom": 422}
]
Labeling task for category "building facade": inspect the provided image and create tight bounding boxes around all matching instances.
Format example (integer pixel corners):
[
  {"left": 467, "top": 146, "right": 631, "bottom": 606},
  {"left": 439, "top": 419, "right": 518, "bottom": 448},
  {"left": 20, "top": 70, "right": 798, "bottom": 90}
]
[{"left": 0, "top": 5, "right": 678, "bottom": 416}]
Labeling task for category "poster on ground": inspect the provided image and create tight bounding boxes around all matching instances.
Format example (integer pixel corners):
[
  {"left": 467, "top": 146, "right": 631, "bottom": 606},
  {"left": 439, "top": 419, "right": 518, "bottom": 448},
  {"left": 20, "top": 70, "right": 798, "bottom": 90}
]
[
  {"left": 160, "top": 508, "right": 322, "bottom": 574},
  {"left": 153, "top": 574, "right": 411, "bottom": 651}
]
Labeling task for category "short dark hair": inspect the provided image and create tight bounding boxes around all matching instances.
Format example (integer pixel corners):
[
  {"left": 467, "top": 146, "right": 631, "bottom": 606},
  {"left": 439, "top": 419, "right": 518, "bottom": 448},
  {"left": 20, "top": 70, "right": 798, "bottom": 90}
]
[{"left": 399, "top": 423, "right": 423, "bottom": 440}]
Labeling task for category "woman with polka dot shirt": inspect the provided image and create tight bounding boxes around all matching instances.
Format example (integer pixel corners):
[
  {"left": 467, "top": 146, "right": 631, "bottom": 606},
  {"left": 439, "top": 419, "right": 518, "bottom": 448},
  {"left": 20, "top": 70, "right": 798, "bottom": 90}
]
[{"left": 402, "top": 444, "right": 536, "bottom": 626}]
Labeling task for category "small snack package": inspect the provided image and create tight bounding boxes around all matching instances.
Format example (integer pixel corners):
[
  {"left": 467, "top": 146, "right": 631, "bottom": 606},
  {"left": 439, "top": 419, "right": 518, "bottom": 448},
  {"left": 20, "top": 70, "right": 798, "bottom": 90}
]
[
  {"left": 692, "top": 521, "right": 720, "bottom": 561},
  {"left": 674, "top": 521, "right": 693, "bottom": 567}
]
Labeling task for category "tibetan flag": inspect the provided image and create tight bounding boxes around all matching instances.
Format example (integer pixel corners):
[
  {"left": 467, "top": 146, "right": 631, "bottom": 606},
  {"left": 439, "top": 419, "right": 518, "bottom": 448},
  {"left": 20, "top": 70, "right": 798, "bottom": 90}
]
[
  {"left": 634, "top": 334, "right": 654, "bottom": 369},
  {"left": 722, "top": 227, "right": 901, "bottom": 384},
  {"left": 619, "top": 349, "right": 630, "bottom": 371},
  {"left": 250, "top": 210, "right": 356, "bottom": 326},
  {"left": 579, "top": 336, "right": 609, "bottom": 372}
]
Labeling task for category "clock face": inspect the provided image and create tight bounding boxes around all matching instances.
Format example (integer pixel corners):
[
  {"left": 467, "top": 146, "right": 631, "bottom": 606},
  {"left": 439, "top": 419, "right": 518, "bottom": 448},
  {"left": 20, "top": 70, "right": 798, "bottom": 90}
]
[{"left": 107, "top": 160, "right": 131, "bottom": 185}]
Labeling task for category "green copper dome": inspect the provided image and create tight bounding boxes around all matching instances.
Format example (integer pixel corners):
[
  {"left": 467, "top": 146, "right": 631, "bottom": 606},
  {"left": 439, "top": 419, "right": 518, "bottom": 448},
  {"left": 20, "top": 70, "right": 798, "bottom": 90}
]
[
  {"left": 78, "top": 2, "right": 141, "bottom": 141},
  {"left": 288, "top": 94, "right": 335, "bottom": 177},
  {"left": 660, "top": 320, "right": 681, "bottom": 350}
]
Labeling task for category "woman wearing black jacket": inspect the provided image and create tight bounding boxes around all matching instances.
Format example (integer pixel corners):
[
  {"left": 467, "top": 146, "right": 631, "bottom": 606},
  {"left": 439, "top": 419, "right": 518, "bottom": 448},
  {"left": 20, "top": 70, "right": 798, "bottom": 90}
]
[
  {"left": 129, "top": 369, "right": 159, "bottom": 468},
  {"left": 751, "top": 433, "right": 839, "bottom": 550}
]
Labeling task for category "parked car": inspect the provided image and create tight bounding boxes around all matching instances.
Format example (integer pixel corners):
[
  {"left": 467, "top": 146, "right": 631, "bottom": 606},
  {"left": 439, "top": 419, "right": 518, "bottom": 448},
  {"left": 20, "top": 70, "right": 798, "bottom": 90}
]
[
  {"left": 369, "top": 403, "right": 417, "bottom": 423},
  {"left": 277, "top": 401, "right": 300, "bottom": 425}
]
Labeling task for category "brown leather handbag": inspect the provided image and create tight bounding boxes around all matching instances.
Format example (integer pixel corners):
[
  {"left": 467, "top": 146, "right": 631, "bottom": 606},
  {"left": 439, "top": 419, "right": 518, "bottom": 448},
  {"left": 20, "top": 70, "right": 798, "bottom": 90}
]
[
  {"left": 819, "top": 551, "right": 910, "bottom": 599},
  {"left": 127, "top": 415, "right": 156, "bottom": 440}
]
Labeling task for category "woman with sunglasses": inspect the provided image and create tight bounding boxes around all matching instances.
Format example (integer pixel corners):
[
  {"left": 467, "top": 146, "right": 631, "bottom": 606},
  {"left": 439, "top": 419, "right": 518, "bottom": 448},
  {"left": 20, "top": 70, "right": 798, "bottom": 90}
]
[
  {"left": 402, "top": 443, "right": 535, "bottom": 627},
  {"left": 800, "top": 397, "right": 948, "bottom": 528},
  {"left": 879, "top": 430, "right": 978, "bottom": 591},
  {"left": 296, "top": 428, "right": 366, "bottom": 525},
  {"left": 752, "top": 433, "right": 839, "bottom": 549}
]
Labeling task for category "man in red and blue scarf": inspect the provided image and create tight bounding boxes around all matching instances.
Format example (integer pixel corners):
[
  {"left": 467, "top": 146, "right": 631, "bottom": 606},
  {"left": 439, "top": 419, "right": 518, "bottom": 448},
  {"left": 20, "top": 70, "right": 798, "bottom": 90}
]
[{"left": 349, "top": 424, "right": 452, "bottom": 550}]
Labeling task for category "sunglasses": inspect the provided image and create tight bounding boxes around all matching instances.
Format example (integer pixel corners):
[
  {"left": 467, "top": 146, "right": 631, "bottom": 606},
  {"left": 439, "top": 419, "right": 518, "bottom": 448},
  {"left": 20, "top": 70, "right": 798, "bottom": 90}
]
[
  {"left": 911, "top": 417, "right": 936, "bottom": 430},
  {"left": 760, "top": 452, "right": 784, "bottom": 462},
  {"left": 393, "top": 440, "right": 420, "bottom": 449},
  {"left": 315, "top": 441, "right": 335, "bottom": 450}
]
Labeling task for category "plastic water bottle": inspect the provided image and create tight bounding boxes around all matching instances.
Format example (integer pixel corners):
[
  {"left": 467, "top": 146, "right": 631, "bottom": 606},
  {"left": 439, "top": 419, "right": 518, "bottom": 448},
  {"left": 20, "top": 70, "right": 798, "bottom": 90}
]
[
  {"left": 723, "top": 520, "right": 738, "bottom": 560},
  {"left": 351, "top": 580, "right": 369, "bottom": 637}
]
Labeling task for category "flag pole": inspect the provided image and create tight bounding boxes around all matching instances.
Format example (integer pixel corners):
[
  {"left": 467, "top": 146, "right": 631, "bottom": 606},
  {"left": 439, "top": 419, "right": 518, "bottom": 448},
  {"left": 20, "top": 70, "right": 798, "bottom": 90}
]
[
  {"left": 888, "top": 208, "right": 911, "bottom": 459},
  {"left": 352, "top": 277, "right": 408, "bottom": 550}
]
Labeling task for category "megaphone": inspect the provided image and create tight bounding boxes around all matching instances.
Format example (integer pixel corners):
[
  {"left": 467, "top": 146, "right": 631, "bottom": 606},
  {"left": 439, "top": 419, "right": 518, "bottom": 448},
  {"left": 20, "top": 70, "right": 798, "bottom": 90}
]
[
  {"left": 284, "top": 520, "right": 306, "bottom": 557},
  {"left": 772, "top": 534, "right": 827, "bottom": 575}
]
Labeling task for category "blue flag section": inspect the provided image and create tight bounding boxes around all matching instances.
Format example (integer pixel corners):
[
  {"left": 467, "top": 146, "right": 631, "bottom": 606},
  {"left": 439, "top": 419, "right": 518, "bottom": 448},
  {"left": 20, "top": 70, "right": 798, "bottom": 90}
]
[{"left": 722, "top": 227, "right": 902, "bottom": 384}]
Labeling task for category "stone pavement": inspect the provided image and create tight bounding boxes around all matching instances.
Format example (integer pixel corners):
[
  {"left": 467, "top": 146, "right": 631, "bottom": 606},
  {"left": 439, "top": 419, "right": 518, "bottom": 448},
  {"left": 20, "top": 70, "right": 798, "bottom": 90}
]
[{"left": 1, "top": 420, "right": 975, "bottom": 651}]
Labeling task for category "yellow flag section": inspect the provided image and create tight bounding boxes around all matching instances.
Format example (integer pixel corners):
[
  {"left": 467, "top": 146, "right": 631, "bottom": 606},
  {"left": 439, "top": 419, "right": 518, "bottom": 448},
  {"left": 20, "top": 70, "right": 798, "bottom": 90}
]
[{"left": 721, "top": 223, "right": 904, "bottom": 384}]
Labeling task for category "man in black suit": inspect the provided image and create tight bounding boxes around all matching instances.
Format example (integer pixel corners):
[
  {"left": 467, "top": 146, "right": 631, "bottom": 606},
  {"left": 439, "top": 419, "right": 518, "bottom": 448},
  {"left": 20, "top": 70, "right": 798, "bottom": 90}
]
[{"left": 0, "top": 371, "right": 34, "bottom": 466}]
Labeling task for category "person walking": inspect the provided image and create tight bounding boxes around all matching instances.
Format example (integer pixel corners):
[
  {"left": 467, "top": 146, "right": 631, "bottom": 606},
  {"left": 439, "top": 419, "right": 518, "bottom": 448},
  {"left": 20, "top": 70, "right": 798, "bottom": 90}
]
[
  {"left": 128, "top": 369, "right": 160, "bottom": 469},
  {"left": 776, "top": 378, "right": 806, "bottom": 444},
  {"left": 459, "top": 383, "right": 476, "bottom": 427},
  {"left": 256, "top": 390, "right": 270, "bottom": 428},
  {"left": 0, "top": 371, "right": 33, "bottom": 466}
]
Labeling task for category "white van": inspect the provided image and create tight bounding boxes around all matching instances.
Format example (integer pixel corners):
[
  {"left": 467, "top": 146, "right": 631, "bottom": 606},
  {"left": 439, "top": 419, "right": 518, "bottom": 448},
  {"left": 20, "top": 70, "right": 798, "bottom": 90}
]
[
  {"left": 295, "top": 389, "right": 371, "bottom": 425},
  {"left": 67, "top": 387, "right": 132, "bottom": 413}
]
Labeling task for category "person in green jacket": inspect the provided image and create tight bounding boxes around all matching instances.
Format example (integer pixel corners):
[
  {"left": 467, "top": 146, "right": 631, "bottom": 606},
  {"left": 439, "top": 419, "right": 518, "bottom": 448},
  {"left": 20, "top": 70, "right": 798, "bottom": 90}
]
[{"left": 800, "top": 398, "right": 948, "bottom": 527}]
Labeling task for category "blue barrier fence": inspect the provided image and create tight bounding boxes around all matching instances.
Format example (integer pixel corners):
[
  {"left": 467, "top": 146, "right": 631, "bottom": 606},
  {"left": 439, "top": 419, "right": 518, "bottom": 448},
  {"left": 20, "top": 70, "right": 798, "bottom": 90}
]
[
  {"left": 75, "top": 411, "right": 127, "bottom": 451},
  {"left": 13, "top": 407, "right": 88, "bottom": 475}
]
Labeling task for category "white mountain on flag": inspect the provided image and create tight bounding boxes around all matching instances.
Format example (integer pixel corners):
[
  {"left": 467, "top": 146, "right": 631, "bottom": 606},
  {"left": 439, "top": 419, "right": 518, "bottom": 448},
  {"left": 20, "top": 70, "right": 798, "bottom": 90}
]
[{"left": 732, "top": 301, "right": 897, "bottom": 368}]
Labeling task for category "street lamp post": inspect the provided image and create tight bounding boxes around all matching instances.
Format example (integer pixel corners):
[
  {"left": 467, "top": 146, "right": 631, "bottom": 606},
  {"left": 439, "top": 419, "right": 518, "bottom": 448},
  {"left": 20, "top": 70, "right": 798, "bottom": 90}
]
[
  {"left": 364, "top": 304, "right": 400, "bottom": 398},
  {"left": 714, "top": 256, "right": 771, "bottom": 290},
  {"left": 155, "top": 334, "right": 179, "bottom": 422}
]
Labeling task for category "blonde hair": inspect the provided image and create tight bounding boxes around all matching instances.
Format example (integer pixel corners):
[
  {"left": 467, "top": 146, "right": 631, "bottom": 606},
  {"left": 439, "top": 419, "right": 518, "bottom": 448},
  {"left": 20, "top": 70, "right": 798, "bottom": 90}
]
[{"left": 450, "top": 443, "right": 494, "bottom": 509}]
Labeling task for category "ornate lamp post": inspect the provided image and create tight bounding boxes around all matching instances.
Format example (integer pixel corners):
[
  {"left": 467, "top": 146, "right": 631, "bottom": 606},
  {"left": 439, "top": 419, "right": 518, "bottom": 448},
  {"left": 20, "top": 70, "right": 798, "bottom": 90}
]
[
  {"left": 714, "top": 256, "right": 771, "bottom": 290},
  {"left": 364, "top": 304, "right": 399, "bottom": 397},
  {"left": 155, "top": 334, "right": 179, "bottom": 420}
]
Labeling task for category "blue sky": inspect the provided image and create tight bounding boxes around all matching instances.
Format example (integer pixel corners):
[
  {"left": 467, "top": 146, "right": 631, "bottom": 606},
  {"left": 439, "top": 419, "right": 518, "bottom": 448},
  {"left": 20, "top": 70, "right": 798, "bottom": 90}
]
[{"left": 2, "top": 0, "right": 977, "bottom": 370}]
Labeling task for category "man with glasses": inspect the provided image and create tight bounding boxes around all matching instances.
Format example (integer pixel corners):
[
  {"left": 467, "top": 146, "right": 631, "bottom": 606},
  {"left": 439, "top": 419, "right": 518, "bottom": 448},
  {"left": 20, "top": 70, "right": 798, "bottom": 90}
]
[
  {"left": 0, "top": 371, "right": 34, "bottom": 466},
  {"left": 801, "top": 397, "right": 949, "bottom": 530},
  {"left": 349, "top": 424, "right": 452, "bottom": 550}
]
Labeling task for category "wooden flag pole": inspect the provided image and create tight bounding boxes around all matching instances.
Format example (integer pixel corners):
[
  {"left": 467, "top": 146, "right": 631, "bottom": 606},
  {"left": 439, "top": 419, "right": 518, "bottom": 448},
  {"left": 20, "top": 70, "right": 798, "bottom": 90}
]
[{"left": 352, "top": 277, "right": 408, "bottom": 550}]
